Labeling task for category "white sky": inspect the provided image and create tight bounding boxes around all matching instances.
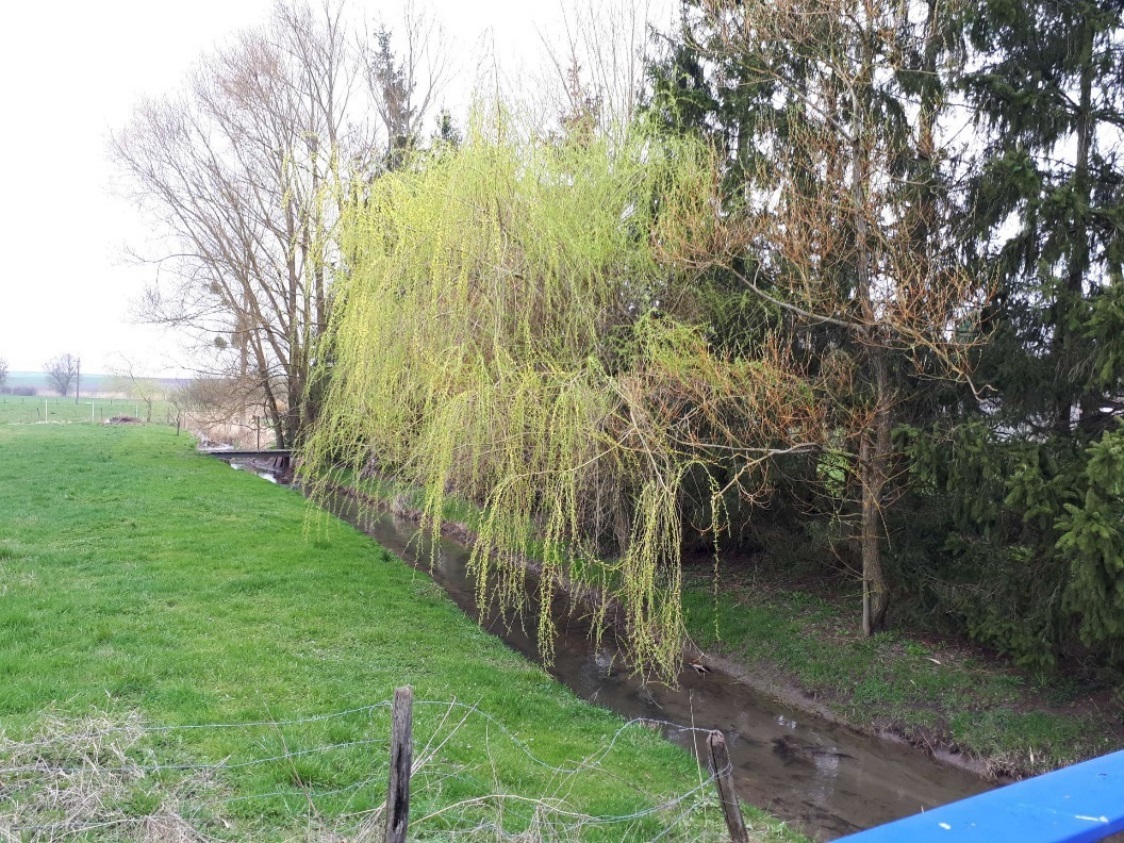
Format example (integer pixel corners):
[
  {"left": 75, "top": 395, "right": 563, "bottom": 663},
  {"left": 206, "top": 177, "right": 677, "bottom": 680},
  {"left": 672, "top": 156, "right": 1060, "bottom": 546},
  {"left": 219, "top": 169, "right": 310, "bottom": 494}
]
[{"left": 0, "top": 0, "right": 670, "bottom": 377}]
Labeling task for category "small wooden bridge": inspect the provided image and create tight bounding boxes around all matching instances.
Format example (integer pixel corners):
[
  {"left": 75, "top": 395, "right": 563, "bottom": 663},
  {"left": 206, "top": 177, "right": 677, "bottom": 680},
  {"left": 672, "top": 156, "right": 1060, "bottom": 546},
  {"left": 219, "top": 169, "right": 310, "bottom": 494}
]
[
  {"left": 199, "top": 448, "right": 293, "bottom": 460},
  {"left": 199, "top": 448, "right": 294, "bottom": 474}
]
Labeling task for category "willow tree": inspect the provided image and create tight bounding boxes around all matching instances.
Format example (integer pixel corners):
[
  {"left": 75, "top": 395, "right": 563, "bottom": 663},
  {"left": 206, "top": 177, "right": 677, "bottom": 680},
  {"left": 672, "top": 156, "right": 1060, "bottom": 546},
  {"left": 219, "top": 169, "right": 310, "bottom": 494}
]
[{"left": 302, "top": 117, "right": 828, "bottom": 677}]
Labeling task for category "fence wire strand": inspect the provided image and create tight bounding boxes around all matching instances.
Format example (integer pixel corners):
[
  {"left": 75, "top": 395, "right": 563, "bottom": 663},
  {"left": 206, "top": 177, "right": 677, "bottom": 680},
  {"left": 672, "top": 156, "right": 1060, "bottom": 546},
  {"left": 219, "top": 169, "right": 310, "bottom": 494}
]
[{"left": 0, "top": 700, "right": 755, "bottom": 843}]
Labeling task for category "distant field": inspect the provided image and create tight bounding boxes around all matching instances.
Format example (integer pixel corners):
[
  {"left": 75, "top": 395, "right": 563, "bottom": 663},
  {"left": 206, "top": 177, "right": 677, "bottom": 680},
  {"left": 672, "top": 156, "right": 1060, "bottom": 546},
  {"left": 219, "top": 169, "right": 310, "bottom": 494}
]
[
  {"left": 0, "top": 394, "right": 175, "bottom": 425},
  {"left": 2, "top": 371, "right": 187, "bottom": 397},
  {"left": 4, "top": 370, "right": 110, "bottom": 394}
]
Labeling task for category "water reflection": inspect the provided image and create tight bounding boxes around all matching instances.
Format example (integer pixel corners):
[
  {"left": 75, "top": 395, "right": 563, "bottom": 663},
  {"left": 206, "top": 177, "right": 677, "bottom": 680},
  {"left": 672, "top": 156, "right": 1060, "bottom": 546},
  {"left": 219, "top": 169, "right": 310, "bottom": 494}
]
[{"left": 230, "top": 461, "right": 278, "bottom": 483}]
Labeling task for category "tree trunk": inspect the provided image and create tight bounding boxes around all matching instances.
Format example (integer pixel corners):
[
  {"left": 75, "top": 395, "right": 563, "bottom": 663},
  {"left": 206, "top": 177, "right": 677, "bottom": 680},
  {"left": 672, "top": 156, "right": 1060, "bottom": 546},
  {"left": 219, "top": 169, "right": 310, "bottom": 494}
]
[
  {"left": 861, "top": 354, "right": 892, "bottom": 636},
  {"left": 1055, "top": 32, "right": 1093, "bottom": 435},
  {"left": 848, "top": 43, "right": 891, "bottom": 636}
]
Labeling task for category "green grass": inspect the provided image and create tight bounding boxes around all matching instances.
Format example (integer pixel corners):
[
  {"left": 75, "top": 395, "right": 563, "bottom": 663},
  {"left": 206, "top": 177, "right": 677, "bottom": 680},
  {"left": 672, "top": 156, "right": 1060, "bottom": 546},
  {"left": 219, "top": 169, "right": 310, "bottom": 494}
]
[
  {"left": 0, "top": 394, "right": 173, "bottom": 426},
  {"left": 682, "top": 570, "right": 1120, "bottom": 777},
  {"left": 0, "top": 423, "right": 803, "bottom": 842}
]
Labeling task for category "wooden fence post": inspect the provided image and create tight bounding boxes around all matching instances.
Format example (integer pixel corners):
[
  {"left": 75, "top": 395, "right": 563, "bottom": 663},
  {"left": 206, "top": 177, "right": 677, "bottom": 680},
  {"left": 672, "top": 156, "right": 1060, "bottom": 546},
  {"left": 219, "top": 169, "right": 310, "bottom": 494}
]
[
  {"left": 708, "top": 730, "right": 748, "bottom": 843},
  {"left": 385, "top": 685, "right": 414, "bottom": 843}
]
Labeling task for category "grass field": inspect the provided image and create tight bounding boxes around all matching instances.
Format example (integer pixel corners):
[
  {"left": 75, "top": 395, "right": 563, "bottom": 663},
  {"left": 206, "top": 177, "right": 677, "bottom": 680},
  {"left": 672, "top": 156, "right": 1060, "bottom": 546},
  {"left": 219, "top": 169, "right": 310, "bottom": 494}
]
[
  {"left": 0, "top": 423, "right": 801, "bottom": 842},
  {"left": 0, "top": 394, "right": 174, "bottom": 426}
]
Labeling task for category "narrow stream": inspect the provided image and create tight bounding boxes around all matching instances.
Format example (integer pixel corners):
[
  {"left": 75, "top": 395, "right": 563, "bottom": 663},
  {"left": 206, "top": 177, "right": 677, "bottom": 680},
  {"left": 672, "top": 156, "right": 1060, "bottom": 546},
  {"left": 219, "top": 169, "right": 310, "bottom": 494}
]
[{"left": 233, "top": 462, "right": 991, "bottom": 841}]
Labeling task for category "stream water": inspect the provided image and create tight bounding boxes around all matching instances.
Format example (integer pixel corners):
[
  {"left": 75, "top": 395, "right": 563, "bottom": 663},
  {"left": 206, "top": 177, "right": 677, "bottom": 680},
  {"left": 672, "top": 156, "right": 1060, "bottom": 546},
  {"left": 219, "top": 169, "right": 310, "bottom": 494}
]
[{"left": 232, "top": 462, "right": 992, "bottom": 841}]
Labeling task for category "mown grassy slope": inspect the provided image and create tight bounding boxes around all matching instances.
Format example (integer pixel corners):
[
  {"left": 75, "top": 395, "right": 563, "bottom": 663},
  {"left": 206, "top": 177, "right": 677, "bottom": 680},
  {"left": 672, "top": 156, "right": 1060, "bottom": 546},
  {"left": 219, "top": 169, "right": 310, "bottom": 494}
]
[{"left": 0, "top": 423, "right": 802, "bottom": 842}]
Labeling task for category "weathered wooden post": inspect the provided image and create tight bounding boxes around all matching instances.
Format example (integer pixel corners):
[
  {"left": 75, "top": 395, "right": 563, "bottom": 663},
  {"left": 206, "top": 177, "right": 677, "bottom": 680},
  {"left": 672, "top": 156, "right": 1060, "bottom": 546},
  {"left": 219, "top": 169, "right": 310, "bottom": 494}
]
[
  {"left": 708, "top": 730, "right": 748, "bottom": 843},
  {"left": 385, "top": 685, "right": 414, "bottom": 843}
]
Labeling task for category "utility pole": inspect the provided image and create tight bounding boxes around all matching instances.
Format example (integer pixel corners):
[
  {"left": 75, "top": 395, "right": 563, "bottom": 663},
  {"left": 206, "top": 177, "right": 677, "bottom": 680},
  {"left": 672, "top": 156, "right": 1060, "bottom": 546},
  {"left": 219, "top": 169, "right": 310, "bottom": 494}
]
[{"left": 75, "top": 357, "right": 81, "bottom": 404}]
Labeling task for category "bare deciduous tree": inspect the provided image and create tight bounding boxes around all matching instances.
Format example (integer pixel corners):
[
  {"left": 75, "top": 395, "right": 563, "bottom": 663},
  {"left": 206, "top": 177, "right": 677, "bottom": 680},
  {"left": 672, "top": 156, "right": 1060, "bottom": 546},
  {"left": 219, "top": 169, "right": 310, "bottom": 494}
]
[
  {"left": 0, "top": 357, "right": 8, "bottom": 392},
  {"left": 364, "top": 2, "right": 450, "bottom": 169},
  {"left": 107, "top": 358, "right": 167, "bottom": 423},
  {"left": 45, "top": 354, "right": 79, "bottom": 397},
  {"left": 112, "top": 1, "right": 446, "bottom": 447},
  {"left": 539, "top": 0, "right": 669, "bottom": 138}
]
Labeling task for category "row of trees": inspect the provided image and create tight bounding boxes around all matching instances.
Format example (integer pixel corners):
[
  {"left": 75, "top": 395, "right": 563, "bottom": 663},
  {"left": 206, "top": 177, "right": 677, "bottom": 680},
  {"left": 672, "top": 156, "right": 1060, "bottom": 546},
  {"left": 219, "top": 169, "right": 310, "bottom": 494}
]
[{"left": 122, "top": 0, "right": 1124, "bottom": 676}]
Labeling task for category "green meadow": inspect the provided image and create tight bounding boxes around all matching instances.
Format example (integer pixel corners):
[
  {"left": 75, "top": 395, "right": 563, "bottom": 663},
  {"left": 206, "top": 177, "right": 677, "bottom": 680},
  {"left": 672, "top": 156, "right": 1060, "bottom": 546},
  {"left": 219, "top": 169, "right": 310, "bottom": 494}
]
[
  {"left": 0, "top": 423, "right": 801, "bottom": 842},
  {"left": 0, "top": 394, "right": 173, "bottom": 426}
]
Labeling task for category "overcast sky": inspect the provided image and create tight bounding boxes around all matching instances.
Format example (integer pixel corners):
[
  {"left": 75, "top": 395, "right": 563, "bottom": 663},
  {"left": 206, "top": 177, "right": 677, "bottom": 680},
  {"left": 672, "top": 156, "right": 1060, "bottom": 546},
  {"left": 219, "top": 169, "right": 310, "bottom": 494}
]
[{"left": 0, "top": 0, "right": 671, "bottom": 376}]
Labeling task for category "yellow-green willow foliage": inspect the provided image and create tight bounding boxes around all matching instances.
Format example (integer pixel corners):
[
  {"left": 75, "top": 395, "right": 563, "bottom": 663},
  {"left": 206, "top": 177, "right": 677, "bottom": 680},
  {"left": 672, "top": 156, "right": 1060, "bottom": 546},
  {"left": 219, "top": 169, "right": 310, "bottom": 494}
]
[{"left": 301, "top": 118, "right": 824, "bottom": 679}]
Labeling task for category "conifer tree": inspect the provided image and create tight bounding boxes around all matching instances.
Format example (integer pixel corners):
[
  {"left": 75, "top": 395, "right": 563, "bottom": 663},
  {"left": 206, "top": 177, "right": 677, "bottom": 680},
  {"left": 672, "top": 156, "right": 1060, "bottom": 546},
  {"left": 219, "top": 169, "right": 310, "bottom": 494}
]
[
  {"left": 964, "top": 0, "right": 1124, "bottom": 436},
  {"left": 647, "top": 0, "right": 978, "bottom": 634},
  {"left": 931, "top": 0, "right": 1124, "bottom": 662}
]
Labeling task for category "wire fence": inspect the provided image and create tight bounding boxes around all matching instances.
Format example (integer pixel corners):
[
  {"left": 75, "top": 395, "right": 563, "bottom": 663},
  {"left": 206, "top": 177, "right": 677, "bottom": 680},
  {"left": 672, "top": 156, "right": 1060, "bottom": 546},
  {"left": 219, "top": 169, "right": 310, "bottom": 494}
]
[{"left": 0, "top": 699, "right": 754, "bottom": 843}]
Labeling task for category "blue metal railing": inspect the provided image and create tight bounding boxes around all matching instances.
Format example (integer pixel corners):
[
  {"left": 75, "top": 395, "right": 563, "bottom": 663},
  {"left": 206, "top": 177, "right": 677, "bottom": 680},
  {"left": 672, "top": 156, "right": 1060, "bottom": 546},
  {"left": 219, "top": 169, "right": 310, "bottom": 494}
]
[{"left": 837, "top": 749, "right": 1124, "bottom": 842}]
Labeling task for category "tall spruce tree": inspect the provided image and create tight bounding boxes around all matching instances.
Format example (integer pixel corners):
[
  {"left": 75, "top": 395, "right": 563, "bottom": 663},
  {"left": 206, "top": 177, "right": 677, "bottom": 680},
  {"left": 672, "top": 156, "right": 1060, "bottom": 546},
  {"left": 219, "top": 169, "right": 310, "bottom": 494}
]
[
  {"left": 965, "top": 0, "right": 1124, "bottom": 436},
  {"left": 930, "top": 0, "right": 1124, "bottom": 664}
]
